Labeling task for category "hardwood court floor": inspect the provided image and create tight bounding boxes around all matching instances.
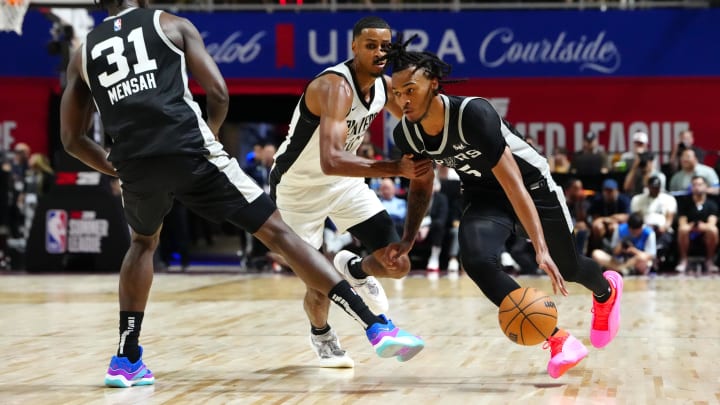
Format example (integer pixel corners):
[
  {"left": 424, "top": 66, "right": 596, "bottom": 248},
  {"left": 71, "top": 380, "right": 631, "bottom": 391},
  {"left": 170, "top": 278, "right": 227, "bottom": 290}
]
[{"left": 0, "top": 271, "right": 718, "bottom": 405}]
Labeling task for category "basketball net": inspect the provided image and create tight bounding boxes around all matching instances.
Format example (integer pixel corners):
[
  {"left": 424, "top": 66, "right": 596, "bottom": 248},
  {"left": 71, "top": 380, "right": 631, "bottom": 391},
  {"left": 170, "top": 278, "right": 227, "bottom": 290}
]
[{"left": 0, "top": 0, "right": 30, "bottom": 35}]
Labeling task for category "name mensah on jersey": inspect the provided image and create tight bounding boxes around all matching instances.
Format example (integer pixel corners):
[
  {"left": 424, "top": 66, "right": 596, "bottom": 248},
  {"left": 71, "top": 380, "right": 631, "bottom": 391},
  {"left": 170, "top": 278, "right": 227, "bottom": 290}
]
[{"left": 107, "top": 72, "right": 157, "bottom": 105}]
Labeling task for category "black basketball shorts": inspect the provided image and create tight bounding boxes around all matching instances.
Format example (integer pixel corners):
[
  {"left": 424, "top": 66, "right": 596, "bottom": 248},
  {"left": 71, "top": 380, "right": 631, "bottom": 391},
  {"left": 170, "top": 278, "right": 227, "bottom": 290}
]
[{"left": 115, "top": 154, "right": 275, "bottom": 236}]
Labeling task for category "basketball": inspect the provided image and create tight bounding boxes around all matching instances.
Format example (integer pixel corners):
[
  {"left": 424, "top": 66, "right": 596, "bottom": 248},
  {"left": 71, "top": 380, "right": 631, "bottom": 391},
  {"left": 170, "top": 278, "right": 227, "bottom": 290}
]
[{"left": 498, "top": 287, "right": 558, "bottom": 345}]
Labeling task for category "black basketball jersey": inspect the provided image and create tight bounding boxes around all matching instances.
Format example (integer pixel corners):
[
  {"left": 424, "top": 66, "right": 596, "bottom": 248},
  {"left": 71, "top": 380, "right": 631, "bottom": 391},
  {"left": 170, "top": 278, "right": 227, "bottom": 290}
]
[
  {"left": 392, "top": 95, "right": 550, "bottom": 200},
  {"left": 83, "top": 8, "right": 216, "bottom": 162}
]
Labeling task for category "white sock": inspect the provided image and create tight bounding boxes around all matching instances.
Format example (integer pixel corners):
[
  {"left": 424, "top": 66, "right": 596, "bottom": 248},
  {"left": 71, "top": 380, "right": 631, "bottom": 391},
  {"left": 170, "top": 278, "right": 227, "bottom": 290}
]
[{"left": 427, "top": 246, "right": 441, "bottom": 270}]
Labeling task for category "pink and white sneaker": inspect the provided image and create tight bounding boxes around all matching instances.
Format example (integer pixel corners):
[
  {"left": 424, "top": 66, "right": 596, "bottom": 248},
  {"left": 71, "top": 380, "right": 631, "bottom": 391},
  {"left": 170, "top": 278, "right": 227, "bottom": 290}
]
[
  {"left": 543, "top": 329, "right": 588, "bottom": 378},
  {"left": 590, "top": 270, "right": 624, "bottom": 348}
]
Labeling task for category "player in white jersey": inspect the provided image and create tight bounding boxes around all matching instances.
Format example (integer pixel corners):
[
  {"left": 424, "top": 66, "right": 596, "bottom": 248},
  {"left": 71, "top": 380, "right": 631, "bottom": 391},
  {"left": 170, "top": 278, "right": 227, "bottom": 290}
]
[{"left": 270, "top": 17, "right": 432, "bottom": 367}]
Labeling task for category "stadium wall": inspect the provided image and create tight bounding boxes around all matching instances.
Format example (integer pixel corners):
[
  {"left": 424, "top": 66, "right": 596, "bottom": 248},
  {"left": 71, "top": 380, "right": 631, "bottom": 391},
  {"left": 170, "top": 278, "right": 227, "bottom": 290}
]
[{"left": 0, "top": 9, "right": 717, "bottom": 158}]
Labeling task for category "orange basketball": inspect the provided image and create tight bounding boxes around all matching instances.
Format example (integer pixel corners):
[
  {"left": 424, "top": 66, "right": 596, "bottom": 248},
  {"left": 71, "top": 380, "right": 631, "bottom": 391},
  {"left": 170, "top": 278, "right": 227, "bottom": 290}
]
[{"left": 498, "top": 287, "right": 558, "bottom": 346}]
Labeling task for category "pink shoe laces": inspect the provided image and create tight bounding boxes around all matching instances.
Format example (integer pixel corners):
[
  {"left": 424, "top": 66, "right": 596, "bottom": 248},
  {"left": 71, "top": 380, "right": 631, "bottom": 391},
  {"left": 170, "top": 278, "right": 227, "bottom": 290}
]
[{"left": 542, "top": 333, "right": 567, "bottom": 357}]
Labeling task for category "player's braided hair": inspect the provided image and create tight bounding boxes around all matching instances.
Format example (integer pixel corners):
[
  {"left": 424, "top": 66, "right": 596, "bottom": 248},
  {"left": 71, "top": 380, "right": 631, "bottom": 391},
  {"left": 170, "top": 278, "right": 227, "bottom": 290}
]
[{"left": 382, "top": 34, "right": 458, "bottom": 93}]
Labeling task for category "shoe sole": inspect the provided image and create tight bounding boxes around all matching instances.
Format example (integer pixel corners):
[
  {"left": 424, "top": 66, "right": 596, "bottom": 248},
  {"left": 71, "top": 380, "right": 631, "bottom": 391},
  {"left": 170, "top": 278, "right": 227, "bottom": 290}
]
[
  {"left": 548, "top": 354, "right": 587, "bottom": 378},
  {"left": 374, "top": 336, "right": 425, "bottom": 361},
  {"left": 309, "top": 335, "right": 356, "bottom": 368},
  {"left": 318, "top": 357, "right": 355, "bottom": 368},
  {"left": 548, "top": 344, "right": 589, "bottom": 378},
  {"left": 104, "top": 375, "right": 155, "bottom": 388},
  {"left": 396, "top": 344, "right": 424, "bottom": 362}
]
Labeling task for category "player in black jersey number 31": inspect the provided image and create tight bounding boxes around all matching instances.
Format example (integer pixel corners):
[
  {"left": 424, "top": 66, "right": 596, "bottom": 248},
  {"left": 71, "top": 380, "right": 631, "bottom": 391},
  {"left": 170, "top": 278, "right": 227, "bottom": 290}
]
[
  {"left": 382, "top": 38, "right": 624, "bottom": 379},
  {"left": 60, "top": 0, "right": 424, "bottom": 388}
]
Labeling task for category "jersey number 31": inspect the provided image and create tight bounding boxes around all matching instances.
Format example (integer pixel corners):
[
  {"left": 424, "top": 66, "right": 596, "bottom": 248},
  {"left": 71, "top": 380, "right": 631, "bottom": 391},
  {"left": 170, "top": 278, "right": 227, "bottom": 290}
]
[{"left": 90, "top": 27, "right": 158, "bottom": 88}]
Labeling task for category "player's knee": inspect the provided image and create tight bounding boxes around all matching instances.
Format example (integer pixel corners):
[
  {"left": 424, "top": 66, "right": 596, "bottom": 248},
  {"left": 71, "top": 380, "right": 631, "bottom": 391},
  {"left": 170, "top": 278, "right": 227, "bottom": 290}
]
[
  {"left": 462, "top": 253, "right": 500, "bottom": 279},
  {"left": 304, "top": 288, "right": 327, "bottom": 308},
  {"left": 131, "top": 232, "right": 160, "bottom": 252}
]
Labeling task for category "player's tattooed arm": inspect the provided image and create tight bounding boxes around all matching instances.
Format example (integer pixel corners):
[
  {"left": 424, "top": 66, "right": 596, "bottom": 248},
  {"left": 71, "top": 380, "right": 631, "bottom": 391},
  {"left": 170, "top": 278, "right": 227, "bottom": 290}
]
[
  {"left": 401, "top": 167, "right": 435, "bottom": 244},
  {"left": 384, "top": 165, "right": 434, "bottom": 264}
]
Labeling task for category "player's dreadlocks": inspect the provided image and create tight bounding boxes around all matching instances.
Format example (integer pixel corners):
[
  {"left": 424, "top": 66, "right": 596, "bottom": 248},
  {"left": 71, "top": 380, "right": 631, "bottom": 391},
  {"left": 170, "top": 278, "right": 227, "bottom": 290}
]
[{"left": 382, "top": 34, "right": 457, "bottom": 94}]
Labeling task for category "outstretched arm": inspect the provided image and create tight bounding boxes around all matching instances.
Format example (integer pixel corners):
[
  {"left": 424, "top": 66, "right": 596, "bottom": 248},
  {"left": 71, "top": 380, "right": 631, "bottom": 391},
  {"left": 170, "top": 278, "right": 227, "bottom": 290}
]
[
  {"left": 60, "top": 47, "right": 117, "bottom": 177},
  {"left": 307, "top": 75, "right": 431, "bottom": 179},
  {"left": 492, "top": 147, "right": 568, "bottom": 296}
]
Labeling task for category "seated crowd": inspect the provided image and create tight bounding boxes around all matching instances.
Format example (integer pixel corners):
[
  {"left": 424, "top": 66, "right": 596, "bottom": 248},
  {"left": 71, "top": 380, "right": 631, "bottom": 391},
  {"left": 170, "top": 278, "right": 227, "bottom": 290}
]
[
  {"left": 5, "top": 125, "right": 716, "bottom": 277},
  {"left": 356, "top": 128, "right": 720, "bottom": 277}
]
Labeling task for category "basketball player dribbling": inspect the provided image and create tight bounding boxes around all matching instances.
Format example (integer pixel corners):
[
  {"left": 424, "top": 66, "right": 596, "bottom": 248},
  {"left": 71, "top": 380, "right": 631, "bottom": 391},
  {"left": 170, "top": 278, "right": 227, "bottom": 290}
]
[
  {"left": 270, "top": 16, "right": 433, "bottom": 368},
  {"left": 382, "top": 39, "right": 623, "bottom": 378},
  {"left": 59, "top": 1, "right": 424, "bottom": 388}
]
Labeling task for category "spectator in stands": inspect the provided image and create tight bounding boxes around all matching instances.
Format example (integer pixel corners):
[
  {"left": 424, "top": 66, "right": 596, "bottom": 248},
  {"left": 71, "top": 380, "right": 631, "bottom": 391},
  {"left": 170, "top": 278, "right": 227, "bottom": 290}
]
[
  {"left": 621, "top": 131, "right": 665, "bottom": 196},
  {"left": 6, "top": 143, "right": 31, "bottom": 239},
  {"left": 25, "top": 153, "right": 55, "bottom": 196},
  {"left": 669, "top": 148, "right": 719, "bottom": 195},
  {"left": 548, "top": 146, "right": 571, "bottom": 174},
  {"left": 630, "top": 175, "right": 676, "bottom": 268},
  {"left": 570, "top": 132, "right": 609, "bottom": 175},
  {"left": 378, "top": 178, "right": 406, "bottom": 236},
  {"left": 630, "top": 175, "right": 677, "bottom": 236},
  {"left": 244, "top": 142, "right": 275, "bottom": 194},
  {"left": 245, "top": 142, "right": 264, "bottom": 167},
  {"left": 564, "top": 178, "right": 591, "bottom": 255},
  {"left": 675, "top": 175, "right": 719, "bottom": 272},
  {"left": 588, "top": 178, "right": 631, "bottom": 252},
  {"left": 591, "top": 212, "right": 656, "bottom": 275},
  {"left": 10, "top": 142, "right": 31, "bottom": 181},
  {"left": 669, "top": 129, "right": 706, "bottom": 172},
  {"left": 20, "top": 153, "right": 56, "bottom": 238}
]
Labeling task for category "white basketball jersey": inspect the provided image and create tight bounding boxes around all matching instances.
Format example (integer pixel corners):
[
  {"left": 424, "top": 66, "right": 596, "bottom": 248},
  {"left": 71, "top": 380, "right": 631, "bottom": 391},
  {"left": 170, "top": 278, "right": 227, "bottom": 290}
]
[{"left": 271, "top": 60, "right": 387, "bottom": 187}]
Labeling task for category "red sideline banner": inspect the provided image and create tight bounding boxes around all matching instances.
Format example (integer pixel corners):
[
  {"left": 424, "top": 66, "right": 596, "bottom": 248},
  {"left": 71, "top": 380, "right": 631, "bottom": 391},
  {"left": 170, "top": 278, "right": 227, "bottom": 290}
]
[
  {"left": 0, "top": 76, "right": 716, "bottom": 164},
  {"left": 209, "top": 77, "right": 718, "bottom": 163},
  {"left": 442, "top": 77, "right": 717, "bottom": 162},
  {"left": 0, "top": 78, "right": 56, "bottom": 156}
]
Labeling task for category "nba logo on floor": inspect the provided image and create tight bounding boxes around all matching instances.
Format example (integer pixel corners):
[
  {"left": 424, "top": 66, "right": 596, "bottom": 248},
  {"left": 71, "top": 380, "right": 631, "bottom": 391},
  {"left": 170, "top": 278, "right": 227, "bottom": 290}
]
[{"left": 46, "top": 209, "right": 68, "bottom": 254}]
